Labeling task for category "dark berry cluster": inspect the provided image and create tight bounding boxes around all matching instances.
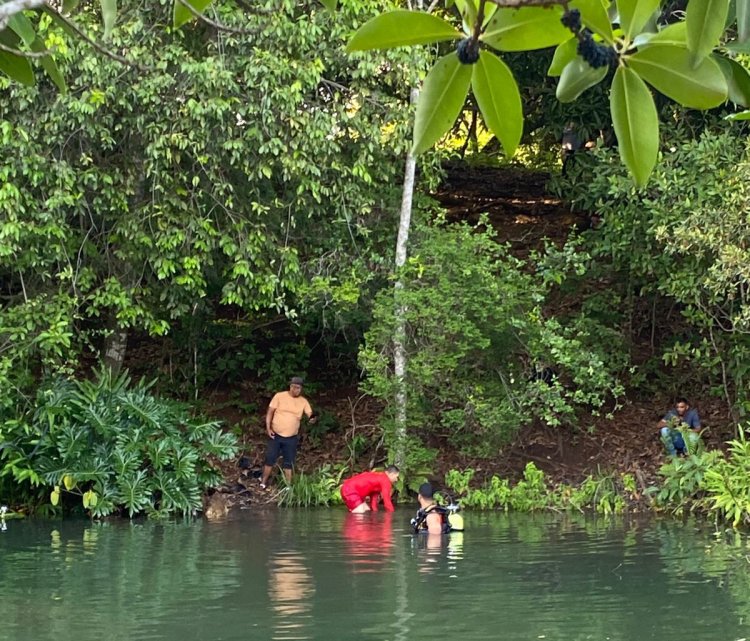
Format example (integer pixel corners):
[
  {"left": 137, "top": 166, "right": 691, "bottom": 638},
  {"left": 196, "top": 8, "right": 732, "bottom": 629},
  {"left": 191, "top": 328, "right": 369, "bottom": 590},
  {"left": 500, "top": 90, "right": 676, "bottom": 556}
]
[
  {"left": 577, "top": 30, "right": 617, "bottom": 68},
  {"left": 561, "top": 9, "right": 582, "bottom": 33},
  {"left": 456, "top": 37, "right": 480, "bottom": 65}
]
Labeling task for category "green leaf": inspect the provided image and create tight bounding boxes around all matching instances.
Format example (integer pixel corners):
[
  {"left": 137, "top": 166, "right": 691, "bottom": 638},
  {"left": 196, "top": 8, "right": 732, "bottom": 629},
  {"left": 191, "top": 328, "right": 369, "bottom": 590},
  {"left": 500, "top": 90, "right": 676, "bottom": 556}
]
[
  {"left": 0, "top": 50, "right": 34, "bottom": 86},
  {"left": 173, "top": 0, "right": 213, "bottom": 30},
  {"left": 548, "top": 38, "right": 578, "bottom": 76},
  {"left": 31, "top": 37, "right": 66, "bottom": 93},
  {"left": 685, "top": 0, "right": 729, "bottom": 66},
  {"left": 62, "top": 0, "right": 80, "bottom": 13},
  {"left": 726, "top": 39, "right": 750, "bottom": 53},
  {"left": 616, "top": 0, "right": 661, "bottom": 40},
  {"left": 454, "top": 0, "right": 478, "bottom": 31},
  {"left": 471, "top": 50, "right": 522, "bottom": 158},
  {"left": 633, "top": 21, "right": 687, "bottom": 48},
  {"left": 627, "top": 44, "right": 728, "bottom": 108},
  {"left": 715, "top": 55, "right": 750, "bottom": 107},
  {"left": 610, "top": 65, "right": 659, "bottom": 186},
  {"left": 725, "top": 109, "right": 750, "bottom": 119},
  {"left": 412, "top": 52, "right": 472, "bottom": 155},
  {"left": 482, "top": 7, "right": 571, "bottom": 51},
  {"left": 570, "top": 0, "right": 614, "bottom": 42},
  {"left": 319, "top": 0, "right": 337, "bottom": 10},
  {"left": 100, "top": 0, "right": 116, "bottom": 39},
  {"left": 7, "top": 14, "right": 36, "bottom": 46},
  {"left": 347, "top": 10, "right": 461, "bottom": 51},
  {"left": 739, "top": 0, "right": 750, "bottom": 43},
  {"left": 556, "top": 56, "right": 609, "bottom": 102}
]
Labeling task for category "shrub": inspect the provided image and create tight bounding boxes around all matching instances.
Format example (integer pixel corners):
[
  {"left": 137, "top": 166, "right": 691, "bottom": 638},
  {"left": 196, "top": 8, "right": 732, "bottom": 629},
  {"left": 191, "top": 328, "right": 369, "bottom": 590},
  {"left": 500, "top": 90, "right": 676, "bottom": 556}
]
[
  {"left": 277, "top": 464, "right": 346, "bottom": 507},
  {"left": 0, "top": 368, "right": 237, "bottom": 517}
]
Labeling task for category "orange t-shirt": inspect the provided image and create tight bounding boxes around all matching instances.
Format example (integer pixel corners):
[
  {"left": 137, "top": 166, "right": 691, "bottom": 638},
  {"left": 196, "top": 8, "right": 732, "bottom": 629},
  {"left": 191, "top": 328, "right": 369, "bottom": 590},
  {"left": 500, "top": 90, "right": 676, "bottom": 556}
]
[{"left": 269, "top": 391, "right": 312, "bottom": 437}]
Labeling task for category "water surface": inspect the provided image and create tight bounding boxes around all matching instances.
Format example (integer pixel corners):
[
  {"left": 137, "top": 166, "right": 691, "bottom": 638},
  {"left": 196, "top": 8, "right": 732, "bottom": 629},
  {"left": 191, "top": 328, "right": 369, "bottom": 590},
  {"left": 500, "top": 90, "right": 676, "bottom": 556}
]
[{"left": 1, "top": 510, "right": 749, "bottom": 641}]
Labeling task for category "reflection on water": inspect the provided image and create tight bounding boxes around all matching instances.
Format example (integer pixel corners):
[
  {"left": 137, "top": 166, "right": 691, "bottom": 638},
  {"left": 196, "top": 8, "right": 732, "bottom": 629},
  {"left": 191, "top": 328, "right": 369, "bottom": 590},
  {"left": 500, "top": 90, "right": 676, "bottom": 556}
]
[
  {"left": 2, "top": 512, "right": 750, "bottom": 641},
  {"left": 269, "top": 552, "right": 314, "bottom": 640},
  {"left": 341, "top": 512, "right": 394, "bottom": 574}
]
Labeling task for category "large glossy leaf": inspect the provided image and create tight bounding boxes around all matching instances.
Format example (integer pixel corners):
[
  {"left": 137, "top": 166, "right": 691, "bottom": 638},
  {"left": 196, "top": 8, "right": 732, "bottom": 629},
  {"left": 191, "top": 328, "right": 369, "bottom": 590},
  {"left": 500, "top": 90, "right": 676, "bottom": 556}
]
[
  {"left": 173, "top": 0, "right": 213, "bottom": 29},
  {"left": 739, "top": 0, "right": 750, "bottom": 43},
  {"left": 548, "top": 38, "right": 578, "bottom": 76},
  {"left": 570, "top": 0, "right": 613, "bottom": 42},
  {"left": 0, "top": 30, "right": 34, "bottom": 86},
  {"left": 482, "top": 7, "right": 570, "bottom": 51},
  {"left": 685, "top": 0, "right": 729, "bottom": 66},
  {"left": 610, "top": 66, "right": 658, "bottom": 186},
  {"left": 726, "top": 109, "right": 750, "bottom": 120},
  {"left": 454, "top": 0, "right": 499, "bottom": 28},
  {"left": 616, "top": 0, "right": 661, "bottom": 40},
  {"left": 715, "top": 55, "right": 750, "bottom": 107},
  {"left": 556, "top": 56, "right": 609, "bottom": 102},
  {"left": 319, "top": 0, "right": 338, "bottom": 10},
  {"left": 347, "top": 10, "right": 460, "bottom": 51},
  {"left": 7, "top": 12, "right": 66, "bottom": 91},
  {"left": 633, "top": 21, "right": 686, "bottom": 48},
  {"left": 454, "top": 0, "right": 477, "bottom": 32},
  {"left": 412, "top": 52, "right": 472, "bottom": 155},
  {"left": 471, "top": 50, "right": 522, "bottom": 158},
  {"left": 100, "top": 0, "right": 116, "bottom": 39},
  {"left": 62, "top": 0, "right": 80, "bottom": 12},
  {"left": 7, "top": 14, "right": 36, "bottom": 45},
  {"left": 627, "top": 44, "right": 727, "bottom": 108},
  {"left": 29, "top": 37, "right": 66, "bottom": 92}
]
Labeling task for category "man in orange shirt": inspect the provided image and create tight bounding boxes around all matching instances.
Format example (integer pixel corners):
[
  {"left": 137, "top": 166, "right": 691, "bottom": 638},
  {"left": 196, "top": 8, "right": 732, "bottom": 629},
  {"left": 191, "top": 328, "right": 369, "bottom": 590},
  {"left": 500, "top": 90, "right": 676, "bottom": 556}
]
[
  {"left": 340, "top": 466, "right": 400, "bottom": 513},
  {"left": 260, "top": 376, "right": 315, "bottom": 488}
]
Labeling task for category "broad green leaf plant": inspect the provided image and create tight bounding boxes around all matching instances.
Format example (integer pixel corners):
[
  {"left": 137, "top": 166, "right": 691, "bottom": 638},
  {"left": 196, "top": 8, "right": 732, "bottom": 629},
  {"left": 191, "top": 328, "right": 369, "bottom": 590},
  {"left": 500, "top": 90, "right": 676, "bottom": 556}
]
[{"left": 347, "top": 0, "right": 750, "bottom": 186}]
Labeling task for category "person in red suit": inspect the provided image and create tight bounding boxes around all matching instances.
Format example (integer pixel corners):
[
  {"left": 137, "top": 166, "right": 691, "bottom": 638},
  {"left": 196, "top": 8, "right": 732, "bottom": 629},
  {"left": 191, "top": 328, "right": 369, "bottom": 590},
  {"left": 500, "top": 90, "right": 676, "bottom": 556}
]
[{"left": 340, "top": 466, "right": 400, "bottom": 513}]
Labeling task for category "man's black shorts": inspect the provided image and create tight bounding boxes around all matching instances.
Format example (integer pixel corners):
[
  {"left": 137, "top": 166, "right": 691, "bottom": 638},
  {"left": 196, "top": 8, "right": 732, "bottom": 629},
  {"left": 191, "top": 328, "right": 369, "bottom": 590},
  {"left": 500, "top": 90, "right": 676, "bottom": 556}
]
[{"left": 264, "top": 435, "right": 299, "bottom": 469}]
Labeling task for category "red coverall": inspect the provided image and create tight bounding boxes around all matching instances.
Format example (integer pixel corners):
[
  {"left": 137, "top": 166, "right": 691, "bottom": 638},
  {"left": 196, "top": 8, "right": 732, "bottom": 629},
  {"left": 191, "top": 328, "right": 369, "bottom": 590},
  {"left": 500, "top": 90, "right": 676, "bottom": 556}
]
[{"left": 340, "top": 471, "right": 395, "bottom": 511}]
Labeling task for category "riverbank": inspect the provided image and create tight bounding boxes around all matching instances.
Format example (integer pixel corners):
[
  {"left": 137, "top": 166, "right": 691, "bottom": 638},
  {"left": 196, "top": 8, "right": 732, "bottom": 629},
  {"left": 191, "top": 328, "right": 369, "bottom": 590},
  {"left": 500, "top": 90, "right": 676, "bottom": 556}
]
[{"left": 206, "top": 383, "right": 737, "bottom": 514}]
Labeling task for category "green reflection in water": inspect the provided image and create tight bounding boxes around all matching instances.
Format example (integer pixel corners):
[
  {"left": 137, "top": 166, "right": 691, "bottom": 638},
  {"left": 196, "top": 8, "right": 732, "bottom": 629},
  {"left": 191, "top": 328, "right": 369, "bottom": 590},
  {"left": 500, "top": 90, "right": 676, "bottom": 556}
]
[{"left": 1, "top": 511, "right": 749, "bottom": 641}]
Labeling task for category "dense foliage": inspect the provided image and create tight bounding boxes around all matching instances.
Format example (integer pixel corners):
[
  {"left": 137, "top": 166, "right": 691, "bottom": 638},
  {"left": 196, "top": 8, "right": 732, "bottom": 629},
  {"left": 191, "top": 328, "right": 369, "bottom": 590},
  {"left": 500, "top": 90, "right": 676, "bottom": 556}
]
[
  {"left": 0, "top": 369, "right": 237, "bottom": 517},
  {"left": 360, "top": 219, "right": 625, "bottom": 458},
  {"left": 0, "top": 0, "right": 429, "bottom": 514},
  {"left": 0, "top": 0, "right": 425, "bottom": 406},
  {"left": 4, "top": 0, "right": 750, "bottom": 531}
]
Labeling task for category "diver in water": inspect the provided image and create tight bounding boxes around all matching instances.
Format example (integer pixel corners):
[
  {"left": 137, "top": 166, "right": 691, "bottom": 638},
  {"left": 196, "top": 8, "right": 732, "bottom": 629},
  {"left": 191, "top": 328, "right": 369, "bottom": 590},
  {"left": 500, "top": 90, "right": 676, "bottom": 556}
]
[{"left": 410, "top": 483, "right": 464, "bottom": 534}]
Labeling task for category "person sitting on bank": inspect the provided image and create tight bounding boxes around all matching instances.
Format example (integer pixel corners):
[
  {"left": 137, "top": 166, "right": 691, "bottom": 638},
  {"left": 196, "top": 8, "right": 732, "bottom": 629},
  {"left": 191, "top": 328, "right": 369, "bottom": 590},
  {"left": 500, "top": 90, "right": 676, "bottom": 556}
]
[
  {"left": 340, "top": 466, "right": 400, "bottom": 513},
  {"left": 411, "top": 483, "right": 463, "bottom": 534},
  {"left": 658, "top": 396, "right": 702, "bottom": 457},
  {"left": 259, "top": 376, "right": 315, "bottom": 489}
]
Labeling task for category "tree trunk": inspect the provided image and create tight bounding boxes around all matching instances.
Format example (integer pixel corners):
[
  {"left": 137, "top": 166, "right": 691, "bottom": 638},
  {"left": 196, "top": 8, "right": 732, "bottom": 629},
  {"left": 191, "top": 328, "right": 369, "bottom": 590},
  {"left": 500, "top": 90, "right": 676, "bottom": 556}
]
[
  {"left": 103, "top": 313, "right": 128, "bottom": 376},
  {"left": 392, "top": 86, "right": 419, "bottom": 467}
]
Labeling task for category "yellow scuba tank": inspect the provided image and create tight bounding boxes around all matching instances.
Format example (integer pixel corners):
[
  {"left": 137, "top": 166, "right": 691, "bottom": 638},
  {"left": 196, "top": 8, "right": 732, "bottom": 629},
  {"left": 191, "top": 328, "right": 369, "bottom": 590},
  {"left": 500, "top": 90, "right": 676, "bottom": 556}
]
[{"left": 446, "top": 504, "right": 464, "bottom": 531}]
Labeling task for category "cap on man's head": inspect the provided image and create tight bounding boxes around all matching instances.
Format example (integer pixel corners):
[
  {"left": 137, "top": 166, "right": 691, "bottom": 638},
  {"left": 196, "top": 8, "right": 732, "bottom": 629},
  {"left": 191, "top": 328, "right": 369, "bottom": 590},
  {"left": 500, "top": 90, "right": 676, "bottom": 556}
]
[
  {"left": 290, "top": 376, "right": 304, "bottom": 386},
  {"left": 418, "top": 482, "right": 434, "bottom": 499}
]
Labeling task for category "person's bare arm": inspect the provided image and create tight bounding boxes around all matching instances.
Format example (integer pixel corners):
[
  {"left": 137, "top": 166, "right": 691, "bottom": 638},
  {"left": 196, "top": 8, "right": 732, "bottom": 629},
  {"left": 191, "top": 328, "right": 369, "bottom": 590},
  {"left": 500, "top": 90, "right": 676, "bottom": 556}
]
[
  {"left": 305, "top": 401, "right": 316, "bottom": 424},
  {"left": 266, "top": 405, "right": 276, "bottom": 438}
]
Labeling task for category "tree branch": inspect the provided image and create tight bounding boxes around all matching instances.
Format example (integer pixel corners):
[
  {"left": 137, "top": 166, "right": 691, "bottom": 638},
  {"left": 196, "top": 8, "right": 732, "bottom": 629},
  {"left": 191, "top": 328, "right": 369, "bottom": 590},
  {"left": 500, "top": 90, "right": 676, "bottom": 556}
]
[
  {"left": 44, "top": 6, "right": 148, "bottom": 71},
  {"left": 0, "top": 0, "right": 46, "bottom": 30},
  {"left": 173, "top": 0, "right": 259, "bottom": 35},
  {"left": 0, "top": 41, "right": 54, "bottom": 58}
]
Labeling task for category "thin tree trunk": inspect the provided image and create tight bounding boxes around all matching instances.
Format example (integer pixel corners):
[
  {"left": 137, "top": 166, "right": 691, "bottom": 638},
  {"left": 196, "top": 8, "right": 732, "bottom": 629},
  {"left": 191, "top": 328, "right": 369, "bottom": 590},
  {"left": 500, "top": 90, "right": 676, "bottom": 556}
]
[
  {"left": 103, "top": 313, "right": 128, "bottom": 376},
  {"left": 392, "top": 86, "right": 419, "bottom": 467}
]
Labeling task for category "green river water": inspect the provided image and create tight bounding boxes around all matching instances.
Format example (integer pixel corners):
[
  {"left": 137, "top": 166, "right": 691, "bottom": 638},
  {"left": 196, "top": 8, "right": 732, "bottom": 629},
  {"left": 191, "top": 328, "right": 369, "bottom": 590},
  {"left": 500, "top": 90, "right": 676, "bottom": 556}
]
[{"left": 1, "top": 510, "right": 749, "bottom": 641}]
